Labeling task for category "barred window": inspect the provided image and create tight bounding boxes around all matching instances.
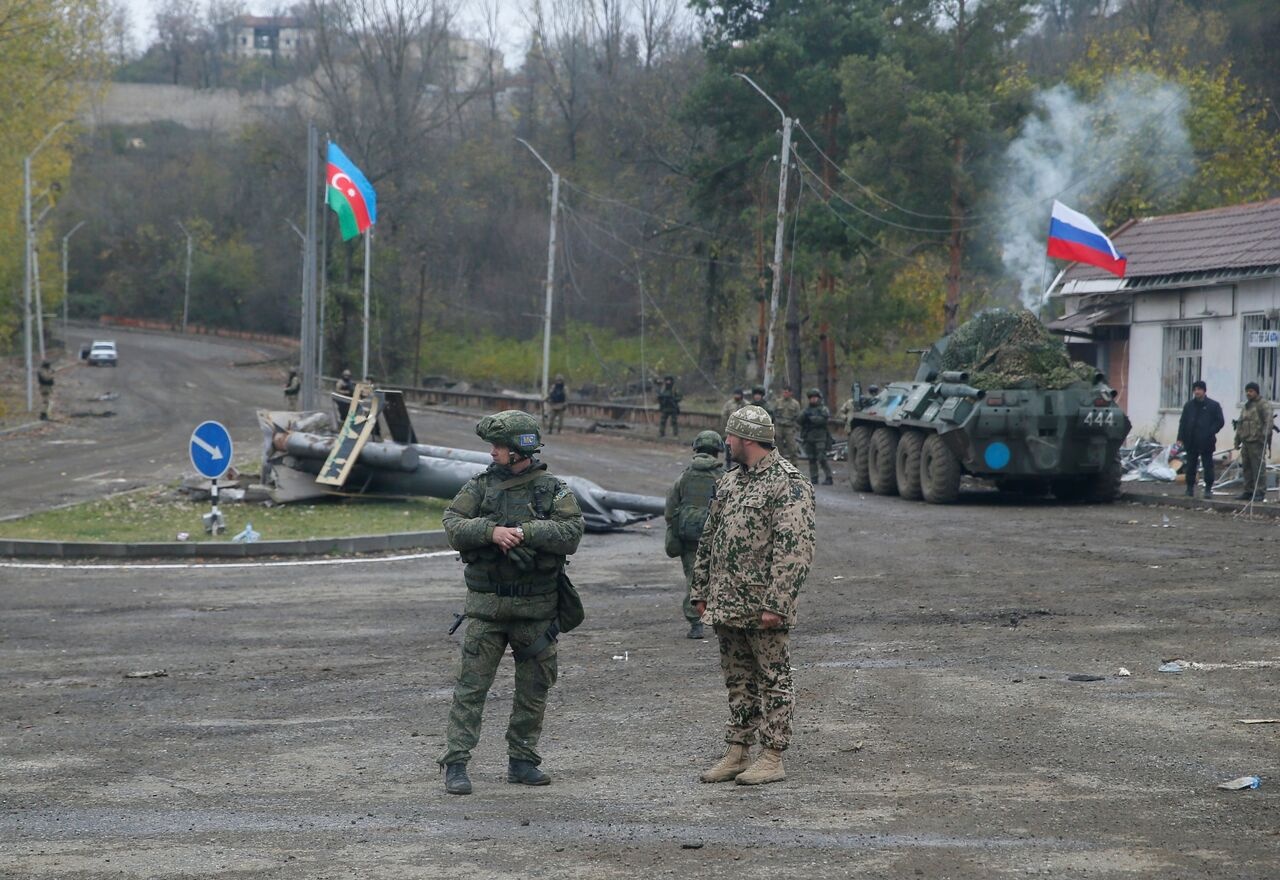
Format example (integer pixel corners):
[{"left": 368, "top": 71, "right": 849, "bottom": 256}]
[
  {"left": 1161, "top": 324, "right": 1202, "bottom": 409},
  {"left": 1242, "top": 314, "right": 1280, "bottom": 401}
]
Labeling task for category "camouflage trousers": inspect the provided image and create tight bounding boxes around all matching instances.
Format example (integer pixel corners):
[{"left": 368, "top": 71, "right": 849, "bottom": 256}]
[
  {"left": 548, "top": 405, "right": 566, "bottom": 434},
  {"left": 659, "top": 411, "right": 679, "bottom": 437},
  {"left": 804, "top": 440, "right": 833, "bottom": 482},
  {"left": 1240, "top": 441, "right": 1266, "bottom": 497},
  {"left": 776, "top": 426, "right": 799, "bottom": 463},
  {"left": 679, "top": 549, "right": 700, "bottom": 623},
  {"left": 439, "top": 614, "right": 558, "bottom": 767},
  {"left": 714, "top": 625, "right": 793, "bottom": 751},
  {"left": 39, "top": 386, "right": 51, "bottom": 418}
]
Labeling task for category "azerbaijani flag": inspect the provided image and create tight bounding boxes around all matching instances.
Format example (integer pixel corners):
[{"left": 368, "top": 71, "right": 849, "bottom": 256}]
[
  {"left": 326, "top": 142, "right": 377, "bottom": 241},
  {"left": 1046, "top": 200, "right": 1126, "bottom": 277}
]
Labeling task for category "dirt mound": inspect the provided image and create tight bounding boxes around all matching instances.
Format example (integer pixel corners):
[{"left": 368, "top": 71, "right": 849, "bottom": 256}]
[{"left": 941, "top": 309, "right": 1096, "bottom": 390}]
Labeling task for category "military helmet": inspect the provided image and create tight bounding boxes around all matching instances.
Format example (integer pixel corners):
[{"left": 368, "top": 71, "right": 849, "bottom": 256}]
[
  {"left": 693, "top": 430, "right": 724, "bottom": 454},
  {"left": 341, "top": 369, "right": 352, "bottom": 378},
  {"left": 554, "top": 373, "right": 564, "bottom": 382},
  {"left": 732, "top": 388, "right": 744, "bottom": 398},
  {"left": 868, "top": 384, "right": 881, "bottom": 395},
  {"left": 475, "top": 410, "right": 543, "bottom": 455},
  {"left": 807, "top": 387, "right": 822, "bottom": 399},
  {"left": 751, "top": 385, "right": 766, "bottom": 396},
  {"left": 726, "top": 404, "right": 775, "bottom": 443}
]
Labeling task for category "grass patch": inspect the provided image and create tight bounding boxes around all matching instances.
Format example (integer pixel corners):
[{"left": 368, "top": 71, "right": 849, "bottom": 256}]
[{"left": 0, "top": 487, "right": 447, "bottom": 543}]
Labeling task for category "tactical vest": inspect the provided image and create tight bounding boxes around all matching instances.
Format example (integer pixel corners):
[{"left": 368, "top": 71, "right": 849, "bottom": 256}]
[
  {"left": 459, "top": 469, "right": 565, "bottom": 594},
  {"left": 675, "top": 465, "right": 721, "bottom": 543}
]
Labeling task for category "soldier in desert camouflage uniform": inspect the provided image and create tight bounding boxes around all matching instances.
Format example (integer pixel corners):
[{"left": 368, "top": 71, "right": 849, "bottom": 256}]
[{"left": 690, "top": 404, "right": 816, "bottom": 786}]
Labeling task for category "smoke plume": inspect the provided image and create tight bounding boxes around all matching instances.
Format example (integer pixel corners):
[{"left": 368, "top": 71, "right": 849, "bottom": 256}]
[{"left": 996, "top": 72, "right": 1194, "bottom": 309}]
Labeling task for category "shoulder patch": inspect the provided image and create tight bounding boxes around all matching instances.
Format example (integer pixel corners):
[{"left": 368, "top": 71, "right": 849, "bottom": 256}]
[{"left": 791, "top": 482, "right": 807, "bottom": 501}]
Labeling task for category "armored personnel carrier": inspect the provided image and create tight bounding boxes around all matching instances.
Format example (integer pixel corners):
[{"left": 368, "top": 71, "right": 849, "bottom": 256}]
[{"left": 847, "top": 310, "right": 1131, "bottom": 503}]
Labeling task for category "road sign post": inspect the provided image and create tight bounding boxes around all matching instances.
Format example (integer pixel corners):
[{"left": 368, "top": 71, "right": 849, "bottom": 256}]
[{"left": 190, "top": 421, "right": 233, "bottom": 535}]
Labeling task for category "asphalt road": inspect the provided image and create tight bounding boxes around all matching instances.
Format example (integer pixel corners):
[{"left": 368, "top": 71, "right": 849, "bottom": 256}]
[{"left": 2, "top": 330, "right": 1279, "bottom": 878}]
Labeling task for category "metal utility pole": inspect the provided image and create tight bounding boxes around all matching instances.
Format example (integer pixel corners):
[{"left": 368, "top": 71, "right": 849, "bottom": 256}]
[
  {"left": 62, "top": 220, "right": 86, "bottom": 337},
  {"left": 23, "top": 120, "right": 67, "bottom": 411},
  {"left": 300, "top": 123, "right": 320, "bottom": 411},
  {"left": 516, "top": 138, "right": 560, "bottom": 413},
  {"left": 734, "top": 74, "right": 793, "bottom": 394},
  {"left": 177, "top": 221, "right": 193, "bottom": 334}
]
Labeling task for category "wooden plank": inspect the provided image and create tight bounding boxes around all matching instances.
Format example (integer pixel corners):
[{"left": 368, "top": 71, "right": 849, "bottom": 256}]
[{"left": 316, "top": 383, "right": 380, "bottom": 487}]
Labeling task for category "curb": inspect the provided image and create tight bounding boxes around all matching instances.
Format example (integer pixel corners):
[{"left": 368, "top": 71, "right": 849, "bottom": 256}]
[
  {"left": 1119, "top": 490, "right": 1280, "bottom": 518},
  {"left": 0, "top": 529, "right": 452, "bottom": 560}
]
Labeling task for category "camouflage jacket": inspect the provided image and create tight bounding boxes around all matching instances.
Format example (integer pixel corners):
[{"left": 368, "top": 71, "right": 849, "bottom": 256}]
[
  {"left": 721, "top": 398, "right": 744, "bottom": 429},
  {"left": 690, "top": 449, "right": 816, "bottom": 629},
  {"left": 1236, "top": 397, "right": 1274, "bottom": 445},
  {"left": 37, "top": 366, "right": 55, "bottom": 387},
  {"left": 657, "top": 387, "right": 682, "bottom": 414},
  {"left": 774, "top": 397, "right": 802, "bottom": 428},
  {"left": 798, "top": 404, "right": 832, "bottom": 443},
  {"left": 442, "top": 461, "right": 584, "bottom": 594},
  {"left": 664, "top": 453, "right": 725, "bottom": 553}
]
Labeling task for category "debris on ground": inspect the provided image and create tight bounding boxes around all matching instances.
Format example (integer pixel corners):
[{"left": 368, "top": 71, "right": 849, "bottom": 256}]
[
  {"left": 1217, "top": 775, "right": 1261, "bottom": 790},
  {"left": 1116, "top": 667, "right": 1132, "bottom": 677},
  {"left": 231, "top": 522, "right": 260, "bottom": 543},
  {"left": 1068, "top": 674, "right": 1106, "bottom": 682},
  {"left": 940, "top": 309, "right": 1097, "bottom": 389},
  {"left": 1238, "top": 719, "right": 1280, "bottom": 724},
  {"left": 123, "top": 670, "right": 168, "bottom": 679}
]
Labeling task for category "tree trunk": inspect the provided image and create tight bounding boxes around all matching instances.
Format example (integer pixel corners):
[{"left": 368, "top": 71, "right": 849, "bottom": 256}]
[{"left": 786, "top": 276, "right": 802, "bottom": 393}]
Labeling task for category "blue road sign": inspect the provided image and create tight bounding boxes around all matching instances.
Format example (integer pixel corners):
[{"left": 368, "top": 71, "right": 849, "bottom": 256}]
[{"left": 190, "top": 420, "right": 233, "bottom": 480}]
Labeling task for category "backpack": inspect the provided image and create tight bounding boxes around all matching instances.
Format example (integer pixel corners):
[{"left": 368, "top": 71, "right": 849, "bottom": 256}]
[{"left": 675, "top": 468, "right": 719, "bottom": 542}]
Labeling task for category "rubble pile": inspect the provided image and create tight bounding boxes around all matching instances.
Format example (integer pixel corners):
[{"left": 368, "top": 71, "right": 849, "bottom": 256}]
[{"left": 941, "top": 309, "right": 1097, "bottom": 389}]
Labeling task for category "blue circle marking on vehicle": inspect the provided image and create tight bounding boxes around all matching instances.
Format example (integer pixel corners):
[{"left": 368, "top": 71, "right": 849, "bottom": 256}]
[
  {"left": 189, "top": 420, "right": 234, "bottom": 480},
  {"left": 984, "top": 441, "right": 1011, "bottom": 470}
]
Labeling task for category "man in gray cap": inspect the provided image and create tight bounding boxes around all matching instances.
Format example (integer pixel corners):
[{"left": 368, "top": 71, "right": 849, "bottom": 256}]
[{"left": 690, "top": 404, "right": 816, "bottom": 786}]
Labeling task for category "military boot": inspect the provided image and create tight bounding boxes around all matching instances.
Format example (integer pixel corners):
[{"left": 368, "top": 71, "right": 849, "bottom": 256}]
[
  {"left": 735, "top": 748, "right": 785, "bottom": 785},
  {"left": 699, "top": 744, "right": 751, "bottom": 783},
  {"left": 443, "top": 762, "right": 472, "bottom": 795},
  {"left": 687, "top": 621, "right": 705, "bottom": 640},
  {"left": 507, "top": 759, "right": 551, "bottom": 786}
]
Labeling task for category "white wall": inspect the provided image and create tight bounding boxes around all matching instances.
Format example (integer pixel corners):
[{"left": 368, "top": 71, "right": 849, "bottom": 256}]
[{"left": 1127, "top": 278, "right": 1280, "bottom": 457}]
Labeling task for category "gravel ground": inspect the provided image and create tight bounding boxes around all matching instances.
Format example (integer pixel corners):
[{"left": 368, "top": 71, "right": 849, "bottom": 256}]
[{"left": 2, "top": 333, "right": 1279, "bottom": 878}]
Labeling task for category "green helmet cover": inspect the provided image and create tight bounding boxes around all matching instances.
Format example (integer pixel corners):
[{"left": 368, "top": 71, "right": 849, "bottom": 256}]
[
  {"left": 475, "top": 410, "right": 542, "bottom": 454},
  {"left": 693, "top": 430, "right": 724, "bottom": 453}
]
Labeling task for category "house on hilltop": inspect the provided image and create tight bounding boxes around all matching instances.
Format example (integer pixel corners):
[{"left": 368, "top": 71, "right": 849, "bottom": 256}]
[
  {"left": 224, "top": 15, "right": 311, "bottom": 61},
  {"left": 1050, "top": 198, "right": 1280, "bottom": 449}
]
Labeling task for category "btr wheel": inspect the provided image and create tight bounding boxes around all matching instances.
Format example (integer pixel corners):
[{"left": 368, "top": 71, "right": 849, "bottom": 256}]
[
  {"left": 848, "top": 425, "right": 872, "bottom": 491},
  {"left": 920, "top": 433, "right": 961, "bottom": 504},
  {"left": 868, "top": 427, "right": 900, "bottom": 496},
  {"left": 895, "top": 430, "right": 925, "bottom": 500}
]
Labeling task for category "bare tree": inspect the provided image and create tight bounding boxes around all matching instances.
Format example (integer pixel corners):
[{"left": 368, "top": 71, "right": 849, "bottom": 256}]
[
  {"left": 634, "top": 0, "right": 678, "bottom": 70},
  {"left": 524, "top": 0, "right": 591, "bottom": 161},
  {"left": 155, "top": 0, "right": 201, "bottom": 84}
]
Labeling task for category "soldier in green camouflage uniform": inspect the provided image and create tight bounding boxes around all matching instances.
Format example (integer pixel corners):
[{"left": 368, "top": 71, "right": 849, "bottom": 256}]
[
  {"left": 690, "top": 405, "right": 816, "bottom": 786},
  {"left": 664, "top": 431, "right": 726, "bottom": 640},
  {"left": 798, "top": 388, "right": 834, "bottom": 485},
  {"left": 773, "top": 386, "right": 802, "bottom": 465},
  {"left": 37, "top": 360, "right": 55, "bottom": 420},
  {"left": 657, "top": 375, "right": 682, "bottom": 437},
  {"left": 1234, "top": 382, "right": 1273, "bottom": 501},
  {"left": 438, "top": 410, "right": 585, "bottom": 795},
  {"left": 749, "top": 385, "right": 774, "bottom": 421}
]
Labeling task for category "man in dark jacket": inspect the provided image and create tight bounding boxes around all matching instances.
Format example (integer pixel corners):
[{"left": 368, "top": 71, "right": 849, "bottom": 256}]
[{"left": 1177, "top": 380, "right": 1225, "bottom": 498}]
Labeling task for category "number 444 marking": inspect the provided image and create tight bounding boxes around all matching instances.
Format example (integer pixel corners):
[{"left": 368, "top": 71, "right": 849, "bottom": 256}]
[{"left": 1083, "top": 408, "right": 1116, "bottom": 426}]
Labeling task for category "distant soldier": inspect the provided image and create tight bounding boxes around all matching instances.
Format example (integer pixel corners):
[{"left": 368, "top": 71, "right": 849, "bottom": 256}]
[
  {"left": 283, "top": 370, "right": 300, "bottom": 410},
  {"left": 664, "top": 431, "right": 726, "bottom": 640},
  {"left": 657, "top": 375, "right": 682, "bottom": 438},
  {"left": 547, "top": 374, "right": 568, "bottom": 434},
  {"left": 37, "top": 360, "right": 55, "bottom": 421},
  {"left": 438, "top": 410, "right": 585, "bottom": 795},
  {"left": 798, "top": 388, "right": 834, "bottom": 485},
  {"left": 1234, "top": 382, "right": 1273, "bottom": 501},
  {"left": 750, "top": 385, "right": 773, "bottom": 421},
  {"left": 773, "top": 386, "right": 802, "bottom": 464},
  {"left": 336, "top": 369, "right": 356, "bottom": 396},
  {"left": 691, "top": 405, "right": 816, "bottom": 786}
]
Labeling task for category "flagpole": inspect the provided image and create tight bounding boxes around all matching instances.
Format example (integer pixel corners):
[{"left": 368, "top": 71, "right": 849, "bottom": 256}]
[
  {"left": 318, "top": 137, "right": 329, "bottom": 386},
  {"left": 301, "top": 123, "right": 319, "bottom": 411},
  {"left": 362, "top": 228, "right": 371, "bottom": 381}
]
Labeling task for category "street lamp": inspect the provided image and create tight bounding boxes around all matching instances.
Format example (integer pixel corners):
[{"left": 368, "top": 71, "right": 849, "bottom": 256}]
[
  {"left": 732, "top": 73, "right": 793, "bottom": 394},
  {"left": 515, "top": 137, "right": 560, "bottom": 417},
  {"left": 62, "top": 221, "right": 86, "bottom": 336},
  {"left": 177, "top": 221, "right": 193, "bottom": 333},
  {"left": 24, "top": 120, "right": 67, "bottom": 411}
]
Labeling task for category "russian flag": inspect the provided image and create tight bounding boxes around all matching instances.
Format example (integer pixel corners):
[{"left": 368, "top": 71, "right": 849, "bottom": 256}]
[{"left": 1046, "top": 200, "right": 1126, "bottom": 278}]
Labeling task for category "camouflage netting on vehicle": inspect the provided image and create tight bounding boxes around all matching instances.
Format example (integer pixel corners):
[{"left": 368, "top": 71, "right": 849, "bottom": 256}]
[{"left": 940, "top": 309, "right": 1098, "bottom": 390}]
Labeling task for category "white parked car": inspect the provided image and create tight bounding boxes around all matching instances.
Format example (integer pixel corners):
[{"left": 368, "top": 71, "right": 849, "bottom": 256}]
[{"left": 87, "top": 340, "right": 118, "bottom": 367}]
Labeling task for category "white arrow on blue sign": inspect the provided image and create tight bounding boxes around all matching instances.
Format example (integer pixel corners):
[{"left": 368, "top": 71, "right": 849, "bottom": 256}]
[{"left": 189, "top": 420, "right": 233, "bottom": 480}]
